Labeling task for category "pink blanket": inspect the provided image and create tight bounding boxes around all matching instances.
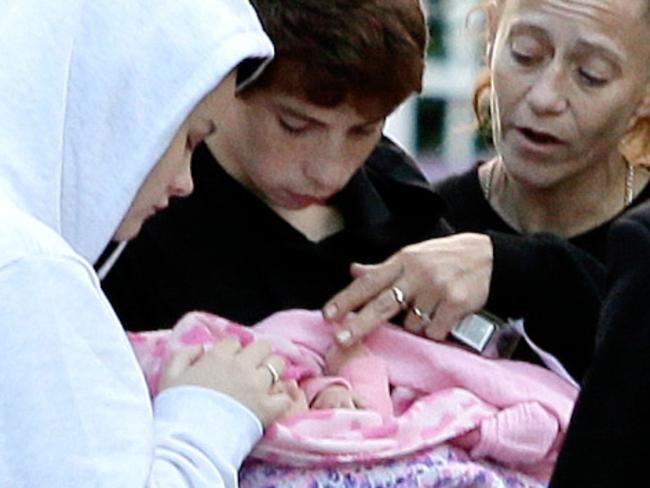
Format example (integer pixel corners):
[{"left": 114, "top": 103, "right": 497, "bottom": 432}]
[{"left": 128, "top": 309, "right": 577, "bottom": 482}]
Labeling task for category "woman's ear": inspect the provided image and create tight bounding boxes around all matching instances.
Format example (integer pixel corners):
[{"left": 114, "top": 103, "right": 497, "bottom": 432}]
[
  {"left": 623, "top": 85, "right": 650, "bottom": 131},
  {"left": 620, "top": 85, "right": 650, "bottom": 166},
  {"left": 636, "top": 85, "right": 650, "bottom": 120}
]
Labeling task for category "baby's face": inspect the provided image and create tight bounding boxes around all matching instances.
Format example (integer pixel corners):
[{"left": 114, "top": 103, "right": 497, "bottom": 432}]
[{"left": 311, "top": 384, "right": 358, "bottom": 410}]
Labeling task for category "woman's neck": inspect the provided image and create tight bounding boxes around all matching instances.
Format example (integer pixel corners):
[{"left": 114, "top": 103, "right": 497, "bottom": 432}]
[{"left": 484, "top": 153, "right": 647, "bottom": 238}]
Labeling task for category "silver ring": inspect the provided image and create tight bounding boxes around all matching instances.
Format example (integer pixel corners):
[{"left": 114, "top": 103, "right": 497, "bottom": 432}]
[
  {"left": 391, "top": 286, "right": 407, "bottom": 310},
  {"left": 264, "top": 362, "right": 280, "bottom": 385},
  {"left": 412, "top": 306, "right": 432, "bottom": 323}
]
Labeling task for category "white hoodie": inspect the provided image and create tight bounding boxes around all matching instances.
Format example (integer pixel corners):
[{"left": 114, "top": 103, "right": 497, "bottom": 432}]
[{"left": 0, "top": 0, "right": 273, "bottom": 486}]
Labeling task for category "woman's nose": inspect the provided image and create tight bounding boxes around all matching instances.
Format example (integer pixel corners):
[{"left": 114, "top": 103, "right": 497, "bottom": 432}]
[{"left": 526, "top": 64, "right": 569, "bottom": 115}]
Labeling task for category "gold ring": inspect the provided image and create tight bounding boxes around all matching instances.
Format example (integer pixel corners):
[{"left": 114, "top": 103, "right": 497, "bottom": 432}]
[
  {"left": 391, "top": 286, "right": 407, "bottom": 309},
  {"left": 412, "top": 306, "right": 432, "bottom": 323},
  {"left": 264, "top": 362, "right": 280, "bottom": 385}
]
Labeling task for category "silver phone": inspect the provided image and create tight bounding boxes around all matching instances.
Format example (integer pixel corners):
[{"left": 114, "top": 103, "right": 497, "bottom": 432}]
[
  {"left": 450, "top": 312, "right": 520, "bottom": 358},
  {"left": 450, "top": 313, "right": 496, "bottom": 352}
]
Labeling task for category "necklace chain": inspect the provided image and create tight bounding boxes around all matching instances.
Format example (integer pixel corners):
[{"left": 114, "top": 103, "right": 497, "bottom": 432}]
[
  {"left": 625, "top": 159, "right": 636, "bottom": 206},
  {"left": 482, "top": 158, "right": 636, "bottom": 207},
  {"left": 481, "top": 159, "right": 496, "bottom": 201}
]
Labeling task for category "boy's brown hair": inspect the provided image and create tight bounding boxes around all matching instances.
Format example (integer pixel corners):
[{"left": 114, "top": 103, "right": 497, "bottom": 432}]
[{"left": 247, "top": 0, "right": 428, "bottom": 118}]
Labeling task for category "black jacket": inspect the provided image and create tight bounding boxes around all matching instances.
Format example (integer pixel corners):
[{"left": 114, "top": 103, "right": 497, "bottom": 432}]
[
  {"left": 101, "top": 137, "right": 451, "bottom": 329},
  {"left": 550, "top": 200, "right": 650, "bottom": 486},
  {"left": 434, "top": 165, "right": 650, "bottom": 380}
]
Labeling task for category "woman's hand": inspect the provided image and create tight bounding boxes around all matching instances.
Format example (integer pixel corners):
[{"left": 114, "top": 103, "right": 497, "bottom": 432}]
[
  {"left": 323, "top": 233, "right": 493, "bottom": 346},
  {"left": 159, "top": 336, "right": 294, "bottom": 427},
  {"left": 271, "top": 380, "right": 309, "bottom": 420}
]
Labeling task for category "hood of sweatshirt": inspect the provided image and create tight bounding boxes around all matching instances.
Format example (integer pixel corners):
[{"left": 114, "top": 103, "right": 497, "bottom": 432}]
[{"left": 0, "top": 0, "right": 272, "bottom": 263}]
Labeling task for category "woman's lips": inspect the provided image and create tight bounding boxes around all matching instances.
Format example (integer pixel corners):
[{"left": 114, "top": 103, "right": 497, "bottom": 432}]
[
  {"left": 512, "top": 126, "right": 567, "bottom": 156},
  {"left": 516, "top": 127, "right": 564, "bottom": 145}
]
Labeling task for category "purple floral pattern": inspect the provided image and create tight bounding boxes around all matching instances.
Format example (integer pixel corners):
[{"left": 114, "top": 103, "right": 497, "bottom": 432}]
[{"left": 240, "top": 444, "right": 544, "bottom": 488}]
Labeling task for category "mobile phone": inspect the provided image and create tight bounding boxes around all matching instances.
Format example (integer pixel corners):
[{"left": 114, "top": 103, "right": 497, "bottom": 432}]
[{"left": 450, "top": 313, "right": 497, "bottom": 353}]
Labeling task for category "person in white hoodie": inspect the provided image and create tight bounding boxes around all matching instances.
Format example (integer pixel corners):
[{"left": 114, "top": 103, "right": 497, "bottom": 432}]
[{"left": 0, "top": 0, "right": 295, "bottom": 486}]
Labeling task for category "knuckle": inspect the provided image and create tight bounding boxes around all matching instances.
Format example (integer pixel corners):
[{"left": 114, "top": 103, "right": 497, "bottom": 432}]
[
  {"left": 428, "top": 269, "right": 449, "bottom": 288},
  {"left": 400, "top": 248, "right": 419, "bottom": 266},
  {"left": 254, "top": 340, "right": 272, "bottom": 355},
  {"left": 356, "top": 271, "right": 379, "bottom": 294},
  {"left": 217, "top": 336, "right": 239, "bottom": 349},
  {"left": 372, "top": 292, "right": 398, "bottom": 317},
  {"left": 445, "top": 286, "right": 469, "bottom": 309}
]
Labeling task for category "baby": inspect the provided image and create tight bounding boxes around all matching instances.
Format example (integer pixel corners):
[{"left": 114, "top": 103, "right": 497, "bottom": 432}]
[
  {"left": 129, "top": 309, "right": 578, "bottom": 483},
  {"left": 129, "top": 312, "right": 390, "bottom": 416}
]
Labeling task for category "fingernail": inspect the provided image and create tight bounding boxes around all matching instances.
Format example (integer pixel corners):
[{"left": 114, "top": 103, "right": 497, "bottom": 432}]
[
  {"left": 323, "top": 303, "right": 338, "bottom": 319},
  {"left": 335, "top": 329, "right": 353, "bottom": 345}
]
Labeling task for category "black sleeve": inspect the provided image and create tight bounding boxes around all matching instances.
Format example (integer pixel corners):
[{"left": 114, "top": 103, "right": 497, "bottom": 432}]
[
  {"left": 550, "top": 211, "right": 650, "bottom": 487},
  {"left": 486, "top": 231, "right": 606, "bottom": 380}
]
